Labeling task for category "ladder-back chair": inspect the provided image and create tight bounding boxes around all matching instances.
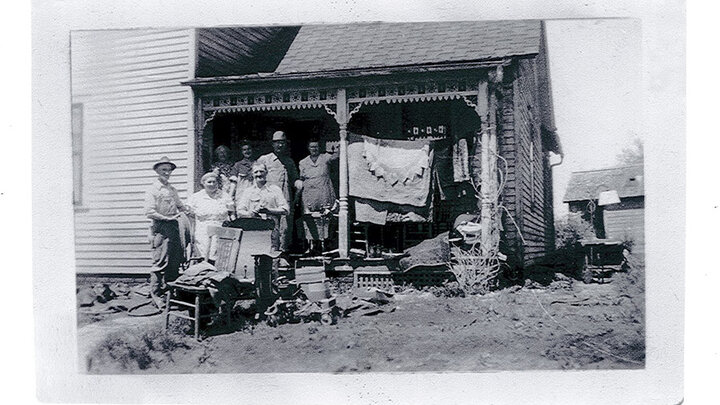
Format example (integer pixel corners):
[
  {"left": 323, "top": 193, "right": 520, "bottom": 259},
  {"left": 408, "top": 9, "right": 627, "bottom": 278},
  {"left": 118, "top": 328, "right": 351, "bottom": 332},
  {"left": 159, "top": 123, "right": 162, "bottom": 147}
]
[{"left": 164, "top": 226, "right": 243, "bottom": 340}]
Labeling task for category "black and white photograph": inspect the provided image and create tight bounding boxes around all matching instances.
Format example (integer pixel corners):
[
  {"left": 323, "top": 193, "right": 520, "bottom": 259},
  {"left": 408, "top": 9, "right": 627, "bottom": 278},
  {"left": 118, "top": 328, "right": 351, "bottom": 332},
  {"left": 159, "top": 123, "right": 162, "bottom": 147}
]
[{"left": 28, "top": 0, "right": 691, "bottom": 403}]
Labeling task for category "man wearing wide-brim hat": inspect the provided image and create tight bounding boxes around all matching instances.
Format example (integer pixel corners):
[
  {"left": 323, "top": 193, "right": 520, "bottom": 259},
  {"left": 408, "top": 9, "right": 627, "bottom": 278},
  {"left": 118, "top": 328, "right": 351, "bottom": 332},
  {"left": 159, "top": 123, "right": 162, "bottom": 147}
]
[
  {"left": 256, "top": 131, "right": 303, "bottom": 253},
  {"left": 143, "top": 156, "right": 190, "bottom": 308}
]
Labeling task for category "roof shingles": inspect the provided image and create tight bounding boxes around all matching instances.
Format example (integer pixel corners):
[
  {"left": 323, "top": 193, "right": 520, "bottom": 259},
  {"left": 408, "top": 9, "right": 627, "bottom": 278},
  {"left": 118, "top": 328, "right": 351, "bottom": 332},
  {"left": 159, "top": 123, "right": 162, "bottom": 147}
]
[
  {"left": 275, "top": 20, "right": 542, "bottom": 74},
  {"left": 563, "top": 165, "right": 645, "bottom": 203}
]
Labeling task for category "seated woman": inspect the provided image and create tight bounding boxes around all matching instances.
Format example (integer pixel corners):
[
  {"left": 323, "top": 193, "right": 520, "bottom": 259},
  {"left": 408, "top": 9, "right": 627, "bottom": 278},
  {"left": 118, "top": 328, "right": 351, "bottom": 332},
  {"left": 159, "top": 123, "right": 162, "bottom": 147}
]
[{"left": 187, "top": 172, "right": 234, "bottom": 262}]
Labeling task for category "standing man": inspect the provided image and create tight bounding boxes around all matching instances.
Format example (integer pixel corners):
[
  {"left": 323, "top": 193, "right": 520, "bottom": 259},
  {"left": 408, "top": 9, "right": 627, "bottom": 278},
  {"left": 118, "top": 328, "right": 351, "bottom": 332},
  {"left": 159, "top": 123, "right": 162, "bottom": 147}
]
[
  {"left": 256, "top": 131, "right": 302, "bottom": 253},
  {"left": 144, "top": 156, "right": 189, "bottom": 308},
  {"left": 236, "top": 162, "right": 290, "bottom": 251}
]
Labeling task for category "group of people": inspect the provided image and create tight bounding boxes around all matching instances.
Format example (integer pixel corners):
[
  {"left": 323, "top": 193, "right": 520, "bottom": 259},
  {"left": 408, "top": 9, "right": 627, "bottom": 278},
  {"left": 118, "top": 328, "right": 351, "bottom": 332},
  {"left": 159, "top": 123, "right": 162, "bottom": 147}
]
[{"left": 143, "top": 130, "right": 337, "bottom": 307}]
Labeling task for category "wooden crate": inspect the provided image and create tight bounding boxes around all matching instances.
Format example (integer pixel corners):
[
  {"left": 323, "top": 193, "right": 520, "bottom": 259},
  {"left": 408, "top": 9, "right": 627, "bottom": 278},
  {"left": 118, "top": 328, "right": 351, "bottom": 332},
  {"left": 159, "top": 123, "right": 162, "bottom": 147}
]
[
  {"left": 294, "top": 258, "right": 326, "bottom": 284},
  {"left": 353, "top": 265, "right": 394, "bottom": 290}
]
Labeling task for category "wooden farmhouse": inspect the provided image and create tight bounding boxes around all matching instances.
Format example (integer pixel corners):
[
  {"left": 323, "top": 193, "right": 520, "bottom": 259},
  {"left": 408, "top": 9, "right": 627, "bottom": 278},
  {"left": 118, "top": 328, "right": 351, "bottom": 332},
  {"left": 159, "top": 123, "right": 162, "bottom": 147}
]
[
  {"left": 563, "top": 165, "right": 645, "bottom": 255},
  {"left": 71, "top": 20, "right": 562, "bottom": 277}
]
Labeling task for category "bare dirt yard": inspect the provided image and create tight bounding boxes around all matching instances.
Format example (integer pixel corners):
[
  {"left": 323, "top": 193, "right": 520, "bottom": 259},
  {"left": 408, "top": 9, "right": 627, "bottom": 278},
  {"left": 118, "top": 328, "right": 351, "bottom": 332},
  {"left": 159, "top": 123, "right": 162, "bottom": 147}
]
[{"left": 78, "top": 262, "right": 644, "bottom": 374}]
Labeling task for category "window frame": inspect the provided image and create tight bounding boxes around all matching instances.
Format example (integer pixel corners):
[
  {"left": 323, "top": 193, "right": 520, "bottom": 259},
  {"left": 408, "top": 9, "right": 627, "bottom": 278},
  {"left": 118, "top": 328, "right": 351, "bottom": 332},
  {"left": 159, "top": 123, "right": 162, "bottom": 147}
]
[{"left": 71, "top": 103, "right": 84, "bottom": 206}]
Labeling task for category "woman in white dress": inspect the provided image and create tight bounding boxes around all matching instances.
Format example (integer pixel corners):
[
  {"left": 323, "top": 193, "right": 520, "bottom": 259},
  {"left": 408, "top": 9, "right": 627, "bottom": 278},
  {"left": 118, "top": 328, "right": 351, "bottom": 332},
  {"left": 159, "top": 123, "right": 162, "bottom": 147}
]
[{"left": 187, "top": 172, "right": 234, "bottom": 262}]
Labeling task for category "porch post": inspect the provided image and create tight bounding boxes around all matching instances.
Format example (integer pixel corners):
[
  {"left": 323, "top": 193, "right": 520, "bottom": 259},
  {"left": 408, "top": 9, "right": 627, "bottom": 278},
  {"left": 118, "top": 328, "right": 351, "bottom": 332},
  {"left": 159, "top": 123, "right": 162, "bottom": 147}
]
[
  {"left": 335, "top": 89, "right": 350, "bottom": 259},
  {"left": 475, "top": 76, "right": 499, "bottom": 256},
  {"left": 487, "top": 84, "right": 499, "bottom": 255}
]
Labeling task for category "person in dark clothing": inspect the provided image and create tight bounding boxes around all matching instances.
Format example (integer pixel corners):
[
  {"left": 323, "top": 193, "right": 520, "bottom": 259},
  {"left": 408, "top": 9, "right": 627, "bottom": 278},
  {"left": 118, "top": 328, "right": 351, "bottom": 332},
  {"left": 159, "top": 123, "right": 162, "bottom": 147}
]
[
  {"left": 143, "top": 156, "right": 190, "bottom": 308},
  {"left": 256, "top": 131, "right": 302, "bottom": 252}
]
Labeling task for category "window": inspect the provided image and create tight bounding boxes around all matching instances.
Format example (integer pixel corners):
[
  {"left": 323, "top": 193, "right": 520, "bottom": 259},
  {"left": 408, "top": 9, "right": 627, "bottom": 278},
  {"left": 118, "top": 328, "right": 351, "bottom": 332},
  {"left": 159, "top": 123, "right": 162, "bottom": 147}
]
[{"left": 71, "top": 103, "right": 83, "bottom": 206}]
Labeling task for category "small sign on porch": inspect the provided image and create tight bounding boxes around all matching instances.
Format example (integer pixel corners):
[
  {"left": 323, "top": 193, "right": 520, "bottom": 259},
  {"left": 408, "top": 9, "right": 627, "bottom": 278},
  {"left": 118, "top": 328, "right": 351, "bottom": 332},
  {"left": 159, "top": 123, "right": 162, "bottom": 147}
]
[{"left": 406, "top": 125, "right": 448, "bottom": 139}]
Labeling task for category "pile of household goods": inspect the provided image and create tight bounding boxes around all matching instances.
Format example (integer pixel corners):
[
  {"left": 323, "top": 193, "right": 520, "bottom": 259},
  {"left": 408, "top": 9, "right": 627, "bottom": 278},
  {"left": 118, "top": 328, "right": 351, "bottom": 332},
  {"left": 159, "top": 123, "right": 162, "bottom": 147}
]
[
  {"left": 263, "top": 278, "right": 397, "bottom": 327},
  {"left": 265, "top": 258, "right": 339, "bottom": 326},
  {"left": 263, "top": 256, "right": 401, "bottom": 326},
  {"left": 171, "top": 260, "right": 256, "bottom": 311}
]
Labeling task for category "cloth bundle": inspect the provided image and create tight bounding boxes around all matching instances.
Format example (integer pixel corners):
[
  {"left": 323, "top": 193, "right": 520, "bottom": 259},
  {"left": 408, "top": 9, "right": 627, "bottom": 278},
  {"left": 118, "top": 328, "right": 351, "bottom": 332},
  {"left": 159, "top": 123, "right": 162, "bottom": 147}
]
[
  {"left": 452, "top": 138, "right": 471, "bottom": 182},
  {"left": 398, "top": 232, "right": 451, "bottom": 272},
  {"left": 174, "top": 261, "right": 254, "bottom": 308},
  {"left": 434, "top": 137, "right": 474, "bottom": 200},
  {"left": 354, "top": 198, "right": 432, "bottom": 225}
]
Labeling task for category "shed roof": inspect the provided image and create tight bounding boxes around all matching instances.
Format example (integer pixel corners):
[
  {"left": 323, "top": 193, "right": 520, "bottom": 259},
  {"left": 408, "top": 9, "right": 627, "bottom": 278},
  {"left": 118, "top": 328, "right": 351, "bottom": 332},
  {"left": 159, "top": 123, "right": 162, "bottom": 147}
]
[
  {"left": 275, "top": 20, "right": 542, "bottom": 74},
  {"left": 563, "top": 165, "right": 644, "bottom": 203}
]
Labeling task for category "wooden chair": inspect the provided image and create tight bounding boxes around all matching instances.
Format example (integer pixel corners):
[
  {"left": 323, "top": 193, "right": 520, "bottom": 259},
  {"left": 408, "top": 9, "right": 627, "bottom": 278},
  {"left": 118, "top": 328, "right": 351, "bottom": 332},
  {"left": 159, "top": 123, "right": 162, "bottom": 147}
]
[
  {"left": 164, "top": 226, "right": 243, "bottom": 340},
  {"left": 350, "top": 221, "right": 370, "bottom": 256}
]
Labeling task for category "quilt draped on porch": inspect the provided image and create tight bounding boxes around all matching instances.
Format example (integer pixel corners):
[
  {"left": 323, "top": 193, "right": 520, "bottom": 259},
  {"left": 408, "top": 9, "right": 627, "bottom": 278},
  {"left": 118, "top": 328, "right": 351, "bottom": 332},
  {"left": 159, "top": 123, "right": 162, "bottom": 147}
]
[
  {"left": 348, "top": 133, "right": 433, "bottom": 207},
  {"left": 348, "top": 134, "right": 434, "bottom": 224}
]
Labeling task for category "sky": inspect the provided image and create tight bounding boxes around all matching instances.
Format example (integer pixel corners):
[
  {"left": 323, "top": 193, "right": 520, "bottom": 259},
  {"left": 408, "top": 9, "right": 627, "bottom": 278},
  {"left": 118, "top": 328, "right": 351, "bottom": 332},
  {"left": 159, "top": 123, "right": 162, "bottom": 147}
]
[{"left": 544, "top": 19, "right": 642, "bottom": 215}]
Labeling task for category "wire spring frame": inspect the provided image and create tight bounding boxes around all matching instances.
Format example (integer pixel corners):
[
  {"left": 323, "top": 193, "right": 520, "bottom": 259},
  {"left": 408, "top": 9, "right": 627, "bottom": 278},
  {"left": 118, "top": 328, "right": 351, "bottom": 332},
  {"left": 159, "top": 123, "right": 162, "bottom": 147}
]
[{"left": 448, "top": 135, "right": 522, "bottom": 294}]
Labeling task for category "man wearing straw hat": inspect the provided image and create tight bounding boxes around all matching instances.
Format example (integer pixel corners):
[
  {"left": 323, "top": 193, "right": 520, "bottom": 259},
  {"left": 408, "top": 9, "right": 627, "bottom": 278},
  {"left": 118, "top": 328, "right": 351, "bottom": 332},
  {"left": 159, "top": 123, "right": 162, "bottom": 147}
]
[
  {"left": 256, "top": 131, "right": 302, "bottom": 253},
  {"left": 143, "top": 156, "right": 190, "bottom": 308}
]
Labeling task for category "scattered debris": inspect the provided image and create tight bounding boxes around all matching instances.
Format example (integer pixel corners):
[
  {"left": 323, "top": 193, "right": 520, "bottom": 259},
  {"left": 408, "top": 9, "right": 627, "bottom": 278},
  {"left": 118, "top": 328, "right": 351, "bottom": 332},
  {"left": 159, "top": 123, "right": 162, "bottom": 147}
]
[{"left": 80, "top": 259, "right": 646, "bottom": 373}]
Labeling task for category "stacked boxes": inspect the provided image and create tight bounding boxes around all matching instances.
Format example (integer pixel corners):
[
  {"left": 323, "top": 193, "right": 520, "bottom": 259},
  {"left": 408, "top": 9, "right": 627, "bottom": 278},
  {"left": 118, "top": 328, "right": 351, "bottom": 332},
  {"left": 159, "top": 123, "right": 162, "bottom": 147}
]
[{"left": 294, "top": 259, "right": 330, "bottom": 302}]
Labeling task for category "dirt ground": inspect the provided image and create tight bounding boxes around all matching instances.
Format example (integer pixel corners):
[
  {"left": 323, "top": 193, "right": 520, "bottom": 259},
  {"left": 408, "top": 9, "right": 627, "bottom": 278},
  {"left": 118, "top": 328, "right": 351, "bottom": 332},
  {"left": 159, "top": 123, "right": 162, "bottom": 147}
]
[{"left": 78, "top": 263, "right": 645, "bottom": 374}]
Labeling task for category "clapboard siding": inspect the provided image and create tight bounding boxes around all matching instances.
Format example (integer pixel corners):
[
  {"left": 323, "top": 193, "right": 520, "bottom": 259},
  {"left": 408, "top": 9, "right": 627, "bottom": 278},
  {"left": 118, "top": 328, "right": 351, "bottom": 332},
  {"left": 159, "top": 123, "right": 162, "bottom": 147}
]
[
  {"left": 90, "top": 136, "right": 189, "bottom": 151},
  {"left": 604, "top": 206, "right": 645, "bottom": 255},
  {"left": 88, "top": 143, "right": 188, "bottom": 159},
  {"left": 86, "top": 106, "right": 189, "bottom": 122},
  {"left": 85, "top": 150, "right": 188, "bottom": 166},
  {"left": 76, "top": 243, "right": 150, "bottom": 252},
  {"left": 86, "top": 129, "right": 190, "bottom": 147},
  {"left": 80, "top": 167, "right": 189, "bottom": 181},
  {"left": 74, "top": 65, "right": 191, "bottom": 84},
  {"left": 75, "top": 78, "right": 190, "bottom": 99},
  {"left": 72, "top": 29, "right": 193, "bottom": 275},
  {"left": 499, "top": 78, "right": 523, "bottom": 266},
  {"left": 74, "top": 89, "right": 190, "bottom": 106},
  {"left": 75, "top": 236, "right": 148, "bottom": 245},
  {"left": 512, "top": 58, "right": 554, "bottom": 266}
]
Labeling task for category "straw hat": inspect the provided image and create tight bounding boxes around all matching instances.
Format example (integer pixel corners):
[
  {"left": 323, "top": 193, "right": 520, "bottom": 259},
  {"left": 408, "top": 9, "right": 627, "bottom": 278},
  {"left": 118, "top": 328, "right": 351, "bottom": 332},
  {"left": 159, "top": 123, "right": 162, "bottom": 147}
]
[{"left": 152, "top": 156, "right": 177, "bottom": 171}]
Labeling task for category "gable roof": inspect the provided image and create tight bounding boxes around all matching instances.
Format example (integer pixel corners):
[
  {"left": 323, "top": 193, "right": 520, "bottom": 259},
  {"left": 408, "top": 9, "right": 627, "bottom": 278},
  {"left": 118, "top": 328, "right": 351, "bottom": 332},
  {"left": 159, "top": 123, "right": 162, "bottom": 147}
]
[
  {"left": 196, "top": 26, "right": 300, "bottom": 77},
  {"left": 275, "top": 20, "right": 542, "bottom": 74},
  {"left": 194, "top": 20, "right": 543, "bottom": 78},
  {"left": 563, "top": 165, "right": 644, "bottom": 203}
]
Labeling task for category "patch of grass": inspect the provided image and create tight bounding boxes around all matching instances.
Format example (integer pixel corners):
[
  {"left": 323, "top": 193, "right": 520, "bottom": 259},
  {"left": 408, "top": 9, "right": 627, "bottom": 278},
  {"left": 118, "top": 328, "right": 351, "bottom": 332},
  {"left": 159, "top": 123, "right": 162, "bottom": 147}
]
[{"left": 86, "top": 325, "right": 194, "bottom": 373}]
